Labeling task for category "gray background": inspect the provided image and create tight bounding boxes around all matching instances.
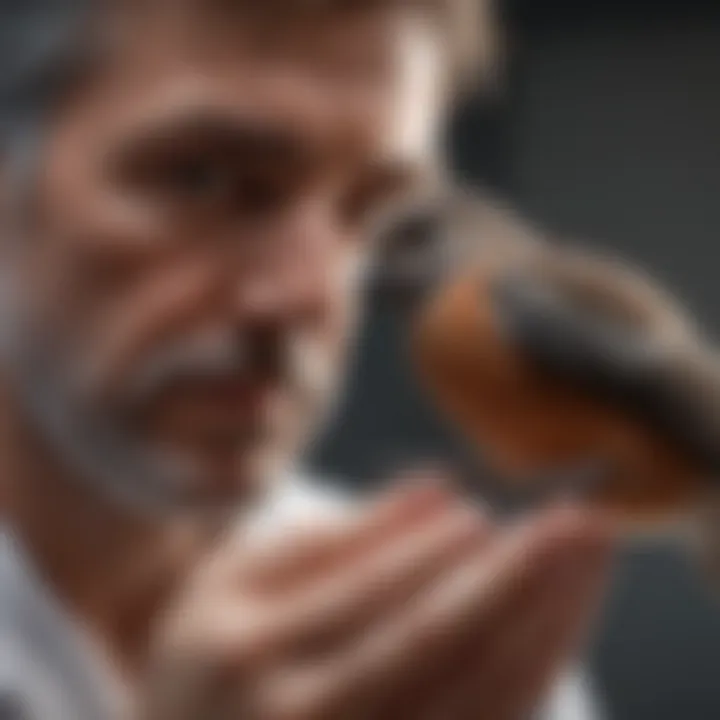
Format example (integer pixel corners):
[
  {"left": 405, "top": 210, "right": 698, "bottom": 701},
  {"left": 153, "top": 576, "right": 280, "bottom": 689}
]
[{"left": 313, "top": 1, "right": 720, "bottom": 717}]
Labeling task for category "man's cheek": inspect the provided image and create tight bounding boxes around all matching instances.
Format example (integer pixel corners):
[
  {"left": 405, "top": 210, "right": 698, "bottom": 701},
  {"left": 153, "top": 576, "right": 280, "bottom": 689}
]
[{"left": 334, "top": 290, "right": 366, "bottom": 373}]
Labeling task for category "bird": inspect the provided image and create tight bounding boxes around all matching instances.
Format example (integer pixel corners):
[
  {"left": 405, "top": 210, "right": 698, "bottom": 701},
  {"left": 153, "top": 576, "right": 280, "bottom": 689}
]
[{"left": 373, "top": 187, "right": 720, "bottom": 551}]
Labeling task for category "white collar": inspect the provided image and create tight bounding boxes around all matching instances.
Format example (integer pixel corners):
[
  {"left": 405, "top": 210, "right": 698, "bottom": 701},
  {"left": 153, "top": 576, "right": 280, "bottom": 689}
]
[
  {"left": 1, "top": 525, "right": 130, "bottom": 720},
  {"left": 0, "top": 473, "right": 347, "bottom": 719}
]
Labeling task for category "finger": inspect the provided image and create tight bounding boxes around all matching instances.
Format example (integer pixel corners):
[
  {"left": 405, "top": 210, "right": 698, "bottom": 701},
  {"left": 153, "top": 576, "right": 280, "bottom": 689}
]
[
  {"left": 486, "top": 547, "right": 610, "bottom": 720},
  {"left": 307, "top": 505, "right": 611, "bottom": 718},
  {"left": 376, "top": 504, "right": 603, "bottom": 719},
  {"left": 213, "top": 501, "right": 492, "bottom": 665},
  {"left": 244, "top": 480, "right": 459, "bottom": 592},
  {"left": 183, "top": 484, "right": 474, "bottom": 669},
  {"left": 203, "top": 478, "right": 455, "bottom": 591},
  {"left": 426, "top": 529, "right": 611, "bottom": 720},
  {"left": 278, "top": 501, "right": 493, "bottom": 656},
  {"left": 223, "top": 504, "right": 492, "bottom": 720}
]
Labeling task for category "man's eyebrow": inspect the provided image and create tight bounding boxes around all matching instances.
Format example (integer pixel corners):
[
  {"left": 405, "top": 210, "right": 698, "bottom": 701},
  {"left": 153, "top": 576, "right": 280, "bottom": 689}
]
[
  {"left": 362, "top": 157, "right": 426, "bottom": 196},
  {"left": 112, "top": 109, "right": 315, "bottom": 165}
]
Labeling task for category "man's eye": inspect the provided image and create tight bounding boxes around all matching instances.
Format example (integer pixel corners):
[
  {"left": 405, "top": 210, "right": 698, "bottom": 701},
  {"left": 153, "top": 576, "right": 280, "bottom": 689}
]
[
  {"left": 159, "top": 158, "right": 285, "bottom": 216},
  {"left": 235, "top": 174, "right": 285, "bottom": 216},
  {"left": 160, "top": 156, "right": 234, "bottom": 200}
]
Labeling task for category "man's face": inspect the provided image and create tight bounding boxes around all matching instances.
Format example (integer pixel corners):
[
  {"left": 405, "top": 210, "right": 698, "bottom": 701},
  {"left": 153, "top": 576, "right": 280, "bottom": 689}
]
[{"left": 1, "top": 4, "right": 438, "bottom": 512}]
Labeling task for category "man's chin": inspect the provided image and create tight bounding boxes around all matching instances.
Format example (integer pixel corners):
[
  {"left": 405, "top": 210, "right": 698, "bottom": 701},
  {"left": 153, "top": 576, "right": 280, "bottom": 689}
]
[{"left": 166, "top": 445, "right": 288, "bottom": 512}]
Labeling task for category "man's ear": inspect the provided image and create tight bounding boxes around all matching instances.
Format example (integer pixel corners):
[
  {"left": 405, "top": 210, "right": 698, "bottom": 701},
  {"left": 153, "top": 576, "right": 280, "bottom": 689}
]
[
  {"left": 0, "top": 152, "right": 21, "bottom": 229},
  {"left": 0, "top": 159, "right": 18, "bottom": 249},
  {"left": 0, "top": 141, "right": 44, "bottom": 250},
  {"left": 0, "top": 153, "right": 31, "bottom": 334}
]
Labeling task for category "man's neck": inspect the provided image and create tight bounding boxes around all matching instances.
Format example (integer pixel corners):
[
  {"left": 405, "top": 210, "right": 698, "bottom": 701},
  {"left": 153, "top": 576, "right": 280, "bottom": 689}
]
[{"left": 2, "top": 406, "right": 214, "bottom": 677}]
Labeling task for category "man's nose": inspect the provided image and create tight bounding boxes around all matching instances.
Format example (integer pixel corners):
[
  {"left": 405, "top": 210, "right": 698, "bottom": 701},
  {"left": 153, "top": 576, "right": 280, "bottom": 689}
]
[
  {"left": 234, "top": 270, "right": 326, "bottom": 324},
  {"left": 229, "top": 207, "right": 335, "bottom": 324}
]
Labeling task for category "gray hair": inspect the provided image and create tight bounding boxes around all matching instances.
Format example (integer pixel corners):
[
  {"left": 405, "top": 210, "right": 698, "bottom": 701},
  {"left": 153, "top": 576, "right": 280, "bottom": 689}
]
[
  {"left": 0, "top": 0, "right": 493, "bottom": 157},
  {"left": 0, "top": 1, "right": 97, "bottom": 150}
]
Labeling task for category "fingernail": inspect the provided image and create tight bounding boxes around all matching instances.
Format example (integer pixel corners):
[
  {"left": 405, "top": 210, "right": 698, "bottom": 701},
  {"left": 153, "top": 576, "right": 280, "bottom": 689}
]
[
  {"left": 393, "top": 464, "right": 456, "bottom": 490},
  {"left": 381, "top": 477, "right": 455, "bottom": 519},
  {"left": 453, "top": 504, "right": 493, "bottom": 538},
  {"left": 531, "top": 514, "right": 614, "bottom": 584},
  {"left": 556, "top": 536, "right": 614, "bottom": 586},
  {"left": 547, "top": 505, "right": 615, "bottom": 547}
]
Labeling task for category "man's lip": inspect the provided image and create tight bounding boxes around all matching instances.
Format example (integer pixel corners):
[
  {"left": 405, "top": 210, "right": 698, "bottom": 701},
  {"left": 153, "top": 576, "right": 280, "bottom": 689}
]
[
  {"left": 138, "top": 374, "right": 281, "bottom": 417},
  {"left": 177, "top": 375, "right": 276, "bottom": 402}
]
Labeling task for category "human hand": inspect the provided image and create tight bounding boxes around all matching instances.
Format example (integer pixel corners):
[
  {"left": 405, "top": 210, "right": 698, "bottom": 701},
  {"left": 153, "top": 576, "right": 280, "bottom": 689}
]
[{"left": 140, "top": 482, "right": 612, "bottom": 720}]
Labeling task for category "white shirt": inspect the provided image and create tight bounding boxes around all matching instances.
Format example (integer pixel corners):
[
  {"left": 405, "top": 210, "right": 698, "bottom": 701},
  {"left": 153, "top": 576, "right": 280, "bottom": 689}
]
[{"left": 0, "top": 474, "right": 601, "bottom": 720}]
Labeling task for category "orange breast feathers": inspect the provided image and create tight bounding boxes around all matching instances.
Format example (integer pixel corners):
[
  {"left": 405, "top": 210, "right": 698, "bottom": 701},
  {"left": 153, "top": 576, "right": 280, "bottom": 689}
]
[{"left": 412, "top": 242, "right": 720, "bottom": 527}]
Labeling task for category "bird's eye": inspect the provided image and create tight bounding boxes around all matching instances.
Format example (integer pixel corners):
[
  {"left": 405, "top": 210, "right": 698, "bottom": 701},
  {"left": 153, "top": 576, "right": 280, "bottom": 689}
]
[{"left": 381, "top": 211, "right": 441, "bottom": 260}]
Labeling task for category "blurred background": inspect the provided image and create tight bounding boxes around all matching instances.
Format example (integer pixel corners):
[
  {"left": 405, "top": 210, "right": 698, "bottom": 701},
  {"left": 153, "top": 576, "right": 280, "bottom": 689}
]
[{"left": 312, "top": 0, "right": 720, "bottom": 718}]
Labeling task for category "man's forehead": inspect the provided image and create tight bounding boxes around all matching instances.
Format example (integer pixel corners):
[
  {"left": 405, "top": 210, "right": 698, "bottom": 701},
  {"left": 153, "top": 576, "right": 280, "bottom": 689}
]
[
  {"left": 100, "top": 1, "right": 445, "bottom": 165},
  {"left": 117, "top": 1, "right": 413, "bottom": 66},
  {"left": 389, "top": 16, "right": 444, "bottom": 165}
]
